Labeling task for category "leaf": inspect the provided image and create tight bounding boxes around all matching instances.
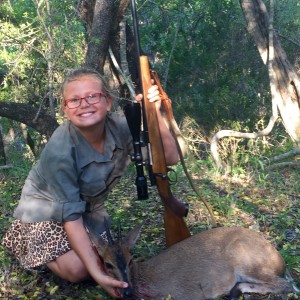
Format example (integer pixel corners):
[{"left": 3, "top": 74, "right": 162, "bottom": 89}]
[{"left": 48, "top": 285, "right": 59, "bottom": 295}]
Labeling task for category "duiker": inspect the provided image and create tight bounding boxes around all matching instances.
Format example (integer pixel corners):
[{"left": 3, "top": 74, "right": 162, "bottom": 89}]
[{"left": 90, "top": 225, "right": 296, "bottom": 300}]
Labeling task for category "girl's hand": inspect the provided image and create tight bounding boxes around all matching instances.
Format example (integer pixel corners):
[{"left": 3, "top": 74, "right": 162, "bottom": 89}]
[
  {"left": 93, "top": 272, "right": 128, "bottom": 298},
  {"left": 63, "top": 218, "right": 128, "bottom": 299},
  {"left": 135, "top": 83, "right": 161, "bottom": 109},
  {"left": 134, "top": 82, "right": 180, "bottom": 165}
]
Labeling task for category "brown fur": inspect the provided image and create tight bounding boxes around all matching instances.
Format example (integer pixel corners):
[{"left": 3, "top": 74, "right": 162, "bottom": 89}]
[{"left": 90, "top": 225, "right": 293, "bottom": 300}]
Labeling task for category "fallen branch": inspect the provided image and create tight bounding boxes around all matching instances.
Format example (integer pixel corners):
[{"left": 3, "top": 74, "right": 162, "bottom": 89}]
[
  {"left": 268, "top": 161, "right": 300, "bottom": 170},
  {"left": 263, "top": 147, "right": 300, "bottom": 164},
  {"left": 211, "top": 114, "right": 278, "bottom": 170},
  {"left": 0, "top": 165, "right": 13, "bottom": 169}
]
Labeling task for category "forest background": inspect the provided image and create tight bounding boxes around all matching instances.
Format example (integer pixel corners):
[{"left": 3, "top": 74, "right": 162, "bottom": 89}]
[{"left": 0, "top": 0, "right": 299, "bottom": 299}]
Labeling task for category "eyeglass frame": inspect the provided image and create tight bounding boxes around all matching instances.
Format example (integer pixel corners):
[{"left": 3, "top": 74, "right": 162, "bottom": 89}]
[{"left": 64, "top": 92, "right": 107, "bottom": 109}]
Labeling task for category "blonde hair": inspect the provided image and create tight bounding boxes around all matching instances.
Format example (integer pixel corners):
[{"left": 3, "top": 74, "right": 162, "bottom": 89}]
[{"left": 61, "top": 68, "right": 110, "bottom": 97}]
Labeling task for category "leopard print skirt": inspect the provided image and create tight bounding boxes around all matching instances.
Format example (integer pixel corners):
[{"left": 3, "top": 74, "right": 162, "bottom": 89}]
[{"left": 2, "top": 219, "right": 72, "bottom": 269}]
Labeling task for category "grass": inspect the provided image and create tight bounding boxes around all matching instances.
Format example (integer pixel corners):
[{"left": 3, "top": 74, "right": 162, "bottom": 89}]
[{"left": 0, "top": 144, "right": 299, "bottom": 299}]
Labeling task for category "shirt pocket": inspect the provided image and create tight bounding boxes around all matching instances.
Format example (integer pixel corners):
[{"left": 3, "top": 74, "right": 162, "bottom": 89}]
[{"left": 79, "top": 161, "right": 114, "bottom": 197}]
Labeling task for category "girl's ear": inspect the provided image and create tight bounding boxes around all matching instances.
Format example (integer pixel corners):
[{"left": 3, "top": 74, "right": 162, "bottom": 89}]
[
  {"left": 62, "top": 105, "right": 70, "bottom": 119},
  {"left": 106, "top": 96, "right": 112, "bottom": 112}
]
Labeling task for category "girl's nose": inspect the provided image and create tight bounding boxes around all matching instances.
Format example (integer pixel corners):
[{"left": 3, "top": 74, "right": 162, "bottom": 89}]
[{"left": 79, "top": 97, "right": 91, "bottom": 107}]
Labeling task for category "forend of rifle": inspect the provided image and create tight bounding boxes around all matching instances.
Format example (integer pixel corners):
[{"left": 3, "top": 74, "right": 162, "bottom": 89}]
[{"left": 124, "top": 102, "right": 141, "bottom": 143}]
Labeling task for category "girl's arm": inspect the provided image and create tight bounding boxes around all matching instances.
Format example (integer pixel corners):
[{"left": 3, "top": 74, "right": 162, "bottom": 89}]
[
  {"left": 64, "top": 217, "right": 127, "bottom": 298},
  {"left": 137, "top": 85, "right": 181, "bottom": 166}
]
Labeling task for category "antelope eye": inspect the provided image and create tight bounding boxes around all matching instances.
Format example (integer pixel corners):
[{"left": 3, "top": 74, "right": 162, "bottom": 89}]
[
  {"left": 128, "top": 258, "right": 133, "bottom": 268},
  {"left": 104, "top": 262, "right": 114, "bottom": 270}
]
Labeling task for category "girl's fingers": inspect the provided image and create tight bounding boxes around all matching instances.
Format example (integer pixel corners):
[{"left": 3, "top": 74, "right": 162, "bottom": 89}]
[
  {"left": 96, "top": 274, "right": 128, "bottom": 298},
  {"left": 147, "top": 84, "right": 158, "bottom": 94},
  {"left": 135, "top": 85, "right": 160, "bottom": 103},
  {"left": 135, "top": 94, "right": 143, "bottom": 102}
]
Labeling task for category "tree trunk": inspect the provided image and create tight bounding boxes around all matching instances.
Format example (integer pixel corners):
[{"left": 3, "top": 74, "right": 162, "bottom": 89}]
[
  {"left": 0, "top": 102, "right": 59, "bottom": 138},
  {"left": 240, "top": 0, "right": 300, "bottom": 143},
  {"left": 79, "top": 0, "right": 129, "bottom": 74},
  {"left": 0, "top": 127, "right": 7, "bottom": 165},
  {"left": 84, "top": 0, "right": 115, "bottom": 72},
  {"left": 20, "top": 123, "right": 36, "bottom": 156}
]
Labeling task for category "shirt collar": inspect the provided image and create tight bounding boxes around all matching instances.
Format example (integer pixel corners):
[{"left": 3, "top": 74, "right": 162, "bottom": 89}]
[{"left": 68, "top": 116, "right": 124, "bottom": 168}]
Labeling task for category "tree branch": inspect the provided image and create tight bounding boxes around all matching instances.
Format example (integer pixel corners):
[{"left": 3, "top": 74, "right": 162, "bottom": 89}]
[
  {"left": 210, "top": 114, "right": 278, "bottom": 170},
  {"left": 0, "top": 102, "right": 58, "bottom": 138},
  {"left": 240, "top": 0, "right": 300, "bottom": 142},
  {"left": 268, "top": 161, "right": 300, "bottom": 170},
  {"left": 211, "top": 2, "right": 279, "bottom": 170},
  {"left": 264, "top": 147, "right": 300, "bottom": 164}
]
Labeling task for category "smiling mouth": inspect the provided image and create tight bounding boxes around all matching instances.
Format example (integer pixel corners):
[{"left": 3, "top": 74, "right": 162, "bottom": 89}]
[{"left": 78, "top": 112, "right": 95, "bottom": 117}]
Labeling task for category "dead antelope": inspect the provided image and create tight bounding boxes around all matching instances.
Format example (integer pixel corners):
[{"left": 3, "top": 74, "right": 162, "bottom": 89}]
[{"left": 89, "top": 224, "right": 297, "bottom": 300}]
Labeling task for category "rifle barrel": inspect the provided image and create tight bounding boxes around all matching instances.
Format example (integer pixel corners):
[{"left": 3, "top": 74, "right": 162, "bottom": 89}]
[{"left": 130, "top": 0, "right": 191, "bottom": 246}]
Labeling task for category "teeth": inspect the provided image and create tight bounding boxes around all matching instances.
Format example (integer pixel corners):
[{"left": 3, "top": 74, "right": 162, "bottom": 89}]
[{"left": 80, "top": 112, "right": 93, "bottom": 117}]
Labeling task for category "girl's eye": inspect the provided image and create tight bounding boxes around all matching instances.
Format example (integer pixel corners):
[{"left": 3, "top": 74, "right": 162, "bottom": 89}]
[
  {"left": 70, "top": 98, "right": 80, "bottom": 103},
  {"left": 87, "top": 94, "right": 97, "bottom": 100}
]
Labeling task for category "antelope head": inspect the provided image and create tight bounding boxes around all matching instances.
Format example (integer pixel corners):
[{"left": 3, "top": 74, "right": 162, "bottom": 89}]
[{"left": 88, "top": 220, "right": 142, "bottom": 299}]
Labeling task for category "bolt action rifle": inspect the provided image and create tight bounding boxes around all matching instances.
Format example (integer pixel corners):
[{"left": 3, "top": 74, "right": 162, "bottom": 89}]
[
  {"left": 150, "top": 70, "right": 217, "bottom": 228},
  {"left": 124, "top": 0, "right": 191, "bottom": 246}
]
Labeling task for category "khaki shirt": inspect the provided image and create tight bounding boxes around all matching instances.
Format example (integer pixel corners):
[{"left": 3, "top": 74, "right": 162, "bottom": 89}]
[{"left": 13, "top": 112, "right": 133, "bottom": 234}]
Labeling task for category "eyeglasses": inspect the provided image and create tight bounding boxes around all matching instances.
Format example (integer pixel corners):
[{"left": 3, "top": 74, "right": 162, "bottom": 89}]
[{"left": 64, "top": 92, "right": 106, "bottom": 109}]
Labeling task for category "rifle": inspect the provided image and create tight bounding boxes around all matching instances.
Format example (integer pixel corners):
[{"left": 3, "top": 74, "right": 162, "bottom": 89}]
[
  {"left": 124, "top": 0, "right": 191, "bottom": 246},
  {"left": 150, "top": 71, "right": 217, "bottom": 228}
]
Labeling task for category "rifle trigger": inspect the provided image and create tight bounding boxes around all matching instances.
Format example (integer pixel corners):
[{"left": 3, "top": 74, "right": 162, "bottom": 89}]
[
  {"left": 167, "top": 167, "right": 177, "bottom": 185},
  {"left": 153, "top": 168, "right": 177, "bottom": 185}
]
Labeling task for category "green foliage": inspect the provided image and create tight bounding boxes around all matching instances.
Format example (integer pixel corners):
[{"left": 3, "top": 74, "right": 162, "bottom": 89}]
[
  {"left": 0, "top": 0, "right": 300, "bottom": 298},
  {"left": 0, "top": 0, "right": 85, "bottom": 115},
  {"left": 134, "top": 0, "right": 298, "bottom": 137},
  {"left": 1, "top": 0, "right": 300, "bottom": 136}
]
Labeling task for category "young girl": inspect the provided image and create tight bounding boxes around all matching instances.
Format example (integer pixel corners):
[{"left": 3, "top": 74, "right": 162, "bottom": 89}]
[{"left": 2, "top": 68, "right": 180, "bottom": 298}]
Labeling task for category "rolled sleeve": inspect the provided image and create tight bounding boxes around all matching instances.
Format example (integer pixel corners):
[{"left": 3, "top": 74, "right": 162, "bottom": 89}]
[
  {"left": 42, "top": 155, "right": 85, "bottom": 222},
  {"left": 13, "top": 174, "right": 87, "bottom": 223},
  {"left": 60, "top": 201, "right": 86, "bottom": 222}
]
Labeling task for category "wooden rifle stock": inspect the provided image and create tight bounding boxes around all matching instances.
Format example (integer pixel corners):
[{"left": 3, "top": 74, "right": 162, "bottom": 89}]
[
  {"left": 150, "top": 70, "right": 217, "bottom": 228},
  {"left": 139, "top": 56, "right": 191, "bottom": 246}
]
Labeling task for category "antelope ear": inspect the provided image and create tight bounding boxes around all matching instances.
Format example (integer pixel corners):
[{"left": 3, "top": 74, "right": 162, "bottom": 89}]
[
  {"left": 122, "top": 223, "right": 143, "bottom": 250},
  {"left": 87, "top": 227, "right": 108, "bottom": 256}
]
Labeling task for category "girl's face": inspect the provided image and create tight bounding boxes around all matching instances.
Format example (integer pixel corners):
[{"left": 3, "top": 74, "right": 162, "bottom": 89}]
[{"left": 62, "top": 76, "right": 112, "bottom": 131}]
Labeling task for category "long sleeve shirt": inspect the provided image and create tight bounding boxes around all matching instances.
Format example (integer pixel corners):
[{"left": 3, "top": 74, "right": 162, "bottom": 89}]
[{"left": 13, "top": 112, "right": 133, "bottom": 234}]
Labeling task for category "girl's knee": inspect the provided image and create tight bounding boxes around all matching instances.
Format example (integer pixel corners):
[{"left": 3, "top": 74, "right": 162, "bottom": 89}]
[
  {"left": 63, "top": 264, "right": 89, "bottom": 282},
  {"left": 47, "top": 251, "right": 90, "bottom": 282}
]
